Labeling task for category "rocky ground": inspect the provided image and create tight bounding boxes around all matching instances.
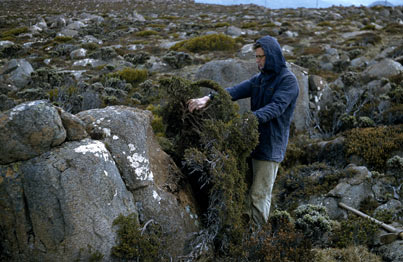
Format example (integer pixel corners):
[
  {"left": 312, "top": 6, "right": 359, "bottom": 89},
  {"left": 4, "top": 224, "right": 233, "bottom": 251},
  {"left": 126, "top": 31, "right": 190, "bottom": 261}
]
[{"left": 0, "top": 0, "right": 402, "bottom": 261}]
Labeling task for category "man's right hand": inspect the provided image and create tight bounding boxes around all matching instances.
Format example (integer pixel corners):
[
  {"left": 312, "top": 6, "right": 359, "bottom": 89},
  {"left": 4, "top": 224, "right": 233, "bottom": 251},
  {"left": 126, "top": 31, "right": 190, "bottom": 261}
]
[{"left": 187, "top": 96, "right": 210, "bottom": 113}]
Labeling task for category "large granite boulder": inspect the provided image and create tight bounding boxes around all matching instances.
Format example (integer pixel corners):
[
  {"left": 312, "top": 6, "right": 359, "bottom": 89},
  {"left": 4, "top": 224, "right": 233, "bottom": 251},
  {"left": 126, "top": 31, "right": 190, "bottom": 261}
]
[
  {"left": 0, "top": 139, "right": 137, "bottom": 262},
  {"left": 0, "top": 103, "right": 199, "bottom": 261},
  {"left": 362, "top": 58, "right": 403, "bottom": 79},
  {"left": 0, "top": 100, "right": 66, "bottom": 164},
  {"left": 2, "top": 59, "right": 34, "bottom": 89},
  {"left": 77, "top": 106, "right": 199, "bottom": 258}
]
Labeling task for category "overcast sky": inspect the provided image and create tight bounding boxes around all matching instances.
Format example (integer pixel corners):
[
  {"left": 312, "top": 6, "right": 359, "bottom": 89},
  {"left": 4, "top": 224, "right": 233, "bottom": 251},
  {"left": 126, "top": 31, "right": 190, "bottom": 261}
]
[{"left": 195, "top": 0, "right": 402, "bottom": 8}]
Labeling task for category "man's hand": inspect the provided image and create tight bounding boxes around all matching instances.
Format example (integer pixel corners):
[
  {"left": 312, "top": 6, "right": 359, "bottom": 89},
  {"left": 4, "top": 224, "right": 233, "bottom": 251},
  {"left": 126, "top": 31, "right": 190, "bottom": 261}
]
[{"left": 187, "top": 96, "right": 210, "bottom": 113}]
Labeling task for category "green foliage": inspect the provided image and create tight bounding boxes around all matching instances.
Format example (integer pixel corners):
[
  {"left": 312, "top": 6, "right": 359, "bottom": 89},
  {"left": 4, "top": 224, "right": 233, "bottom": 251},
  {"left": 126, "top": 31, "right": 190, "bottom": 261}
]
[
  {"left": 240, "top": 212, "right": 313, "bottom": 262},
  {"left": 135, "top": 30, "right": 159, "bottom": 37},
  {"left": 359, "top": 197, "right": 379, "bottom": 215},
  {"left": 112, "top": 214, "right": 165, "bottom": 261},
  {"left": 54, "top": 36, "right": 74, "bottom": 43},
  {"left": 384, "top": 23, "right": 403, "bottom": 34},
  {"left": 81, "top": 42, "right": 100, "bottom": 51},
  {"left": 345, "top": 33, "right": 382, "bottom": 47},
  {"left": 313, "top": 246, "right": 382, "bottom": 262},
  {"left": 241, "top": 22, "right": 258, "bottom": 29},
  {"left": 1, "top": 27, "right": 28, "bottom": 37},
  {"left": 170, "top": 33, "right": 237, "bottom": 53},
  {"left": 89, "top": 250, "right": 104, "bottom": 262},
  {"left": 262, "top": 22, "right": 276, "bottom": 27},
  {"left": 48, "top": 85, "right": 80, "bottom": 112},
  {"left": 161, "top": 15, "right": 180, "bottom": 20},
  {"left": 148, "top": 23, "right": 166, "bottom": 29},
  {"left": 276, "top": 163, "right": 352, "bottom": 211},
  {"left": 344, "top": 125, "right": 403, "bottom": 171},
  {"left": 107, "top": 67, "right": 148, "bottom": 87},
  {"left": 331, "top": 216, "right": 378, "bottom": 248},
  {"left": 360, "top": 24, "right": 376, "bottom": 31},
  {"left": 374, "top": 209, "right": 394, "bottom": 224},
  {"left": 388, "top": 85, "right": 403, "bottom": 104},
  {"left": 158, "top": 76, "right": 259, "bottom": 255},
  {"left": 317, "top": 21, "right": 333, "bottom": 27},
  {"left": 214, "top": 22, "right": 230, "bottom": 28}
]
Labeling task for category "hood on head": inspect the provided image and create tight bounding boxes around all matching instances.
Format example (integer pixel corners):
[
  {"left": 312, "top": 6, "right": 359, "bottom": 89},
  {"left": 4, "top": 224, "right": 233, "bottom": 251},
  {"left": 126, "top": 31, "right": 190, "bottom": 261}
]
[{"left": 256, "top": 36, "right": 286, "bottom": 74}]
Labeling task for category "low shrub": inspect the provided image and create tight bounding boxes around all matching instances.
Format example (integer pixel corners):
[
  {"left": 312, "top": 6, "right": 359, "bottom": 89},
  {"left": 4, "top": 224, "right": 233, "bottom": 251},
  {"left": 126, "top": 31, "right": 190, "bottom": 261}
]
[
  {"left": 54, "top": 36, "right": 74, "bottom": 43},
  {"left": 384, "top": 23, "right": 403, "bottom": 34},
  {"left": 241, "top": 22, "right": 258, "bottom": 29},
  {"left": 313, "top": 246, "right": 382, "bottom": 262},
  {"left": 158, "top": 76, "right": 259, "bottom": 256},
  {"left": 295, "top": 204, "right": 333, "bottom": 244},
  {"left": 111, "top": 213, "right": 166, "bottom": 261},
  {"left": 276, "top": 163, "right": 351, "bottom": 211},
  {"left": 239, "top": 211, "right": 313, "bottom": 262},
  {"left": 344, "top": 125, "right": 403, "bottom": 171},
  {"left": 170, "top": 33, "right": 237, "bottom": 53},
  {"left": 1, "top": 27, "right": 28, "bottom": 37},
  {"left": 135, "top": 30, "right": 159, "bottom": 37},
  {"left": 107, "top": 67, "right": 148, "bottom": 87},
  {"left": 214, "top": 22, "right": 230, "bottom": 28},
  {"left": 331, "top": 216, "right": 378, "bottom": 248}
]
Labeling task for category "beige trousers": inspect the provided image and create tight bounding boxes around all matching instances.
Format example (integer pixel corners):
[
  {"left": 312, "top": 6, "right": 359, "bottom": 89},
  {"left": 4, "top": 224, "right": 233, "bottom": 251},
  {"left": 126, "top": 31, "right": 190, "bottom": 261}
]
[{"left": 249, "top": 159, "right": 279, "bottom": 225}]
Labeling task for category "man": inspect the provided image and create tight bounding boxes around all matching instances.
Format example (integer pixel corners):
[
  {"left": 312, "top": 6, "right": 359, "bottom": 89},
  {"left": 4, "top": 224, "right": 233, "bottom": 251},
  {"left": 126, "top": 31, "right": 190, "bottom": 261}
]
[{"left": 187, "top": 35, "right": 299, "bottom": 225}]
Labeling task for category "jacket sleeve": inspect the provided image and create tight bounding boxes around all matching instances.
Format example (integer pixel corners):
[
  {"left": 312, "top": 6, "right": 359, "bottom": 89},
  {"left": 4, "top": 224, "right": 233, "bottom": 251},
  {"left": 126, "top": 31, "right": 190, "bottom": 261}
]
[
  {"left": 225, "top": 75, "right": 258, "bottom": 101},
  {"left": 253, "top": 75, "right": 299, "bottom": 124}
]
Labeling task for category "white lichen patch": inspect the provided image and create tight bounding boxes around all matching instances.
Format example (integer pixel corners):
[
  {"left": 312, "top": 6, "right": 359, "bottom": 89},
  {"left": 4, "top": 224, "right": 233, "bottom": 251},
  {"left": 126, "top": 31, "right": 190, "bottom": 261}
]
[
  {"left": 153, "top": 190, "right": 161, "bottom": 204},
  {"left": 103, "top": 128, "right": 111, "bottom": 137},
  {"left": 74, "top": 140, "right": 111, "bottom": 163},
  {"left": 128, "top": 144, "right": 136, "bottom": 152},
  {"left": 112, "top": 135, "right": 119, "bottom": 140},
  {"left": 127, "top": 152, "right": 153, "bottom": 181}
]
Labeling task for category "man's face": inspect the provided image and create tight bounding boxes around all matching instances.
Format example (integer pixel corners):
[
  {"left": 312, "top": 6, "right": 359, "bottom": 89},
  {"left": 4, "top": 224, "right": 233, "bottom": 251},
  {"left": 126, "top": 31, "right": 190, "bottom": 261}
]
[{"left": 255, "top": 47, "right": 265, "bottom": 71}]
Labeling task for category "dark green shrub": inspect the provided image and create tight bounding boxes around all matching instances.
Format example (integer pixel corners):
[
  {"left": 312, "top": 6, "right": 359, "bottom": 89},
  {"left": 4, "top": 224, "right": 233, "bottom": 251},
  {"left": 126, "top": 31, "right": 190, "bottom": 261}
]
[
  {"left": 111, "top": 214, "right": 166, "bottom": 261},
  {"left": 276, "top": 163, "right": 351, "bottom": 211},
  {"left": 170, "top": 34, "right": 237, "bottom": 53},
  {"left": 331, "top": 216, "right": 378, "bottom": 248},
  {"left": 158, "top": 76, "right": 259, "bottom": 255},
  {"left": 234, "top": 210, "right": 312, "bottom": 262},
  {"left": 111, "top": 213, "right": 168, "bottom": 262}
]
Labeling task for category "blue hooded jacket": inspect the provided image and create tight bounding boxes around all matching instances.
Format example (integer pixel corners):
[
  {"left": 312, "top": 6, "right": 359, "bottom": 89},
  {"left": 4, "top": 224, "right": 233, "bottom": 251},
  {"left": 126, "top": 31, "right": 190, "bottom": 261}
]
[{"left": 226, "top": 36, "right": 299, "bottom": 162}]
